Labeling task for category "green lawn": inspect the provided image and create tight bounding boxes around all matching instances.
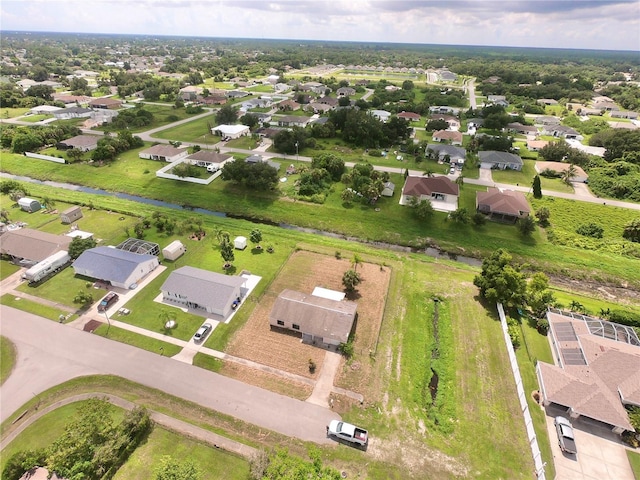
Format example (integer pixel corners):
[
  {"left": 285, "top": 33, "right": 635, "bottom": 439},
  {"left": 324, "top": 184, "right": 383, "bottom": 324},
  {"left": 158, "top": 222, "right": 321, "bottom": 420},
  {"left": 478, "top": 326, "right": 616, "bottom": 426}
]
[
  {"left": 19, "top": 114, "right": 52, "bottom": 123},
  {"left": 151, "top": 114, "right": 217, "bottom": 143},
  {"left": 1, "top": 107, "right": 30, "bottom": 118},
  {"left": 0, "top": 260, "right": 21, "bottom": 281},
  {"left": 550, "top": 287, "right": 640, "bottom": 318},
  {"left": 0, "top": 336, "right": 16, "bottom": 385},
  {"left": 114, "top": 426, "right": 249, "bottom": 480},
  {"left": 93, "top": 323, "right": 183, "bottom": 357},
  {"left": 16, "top": 267, "right": 98, "bottom": 308},
  {"left": 628, "top": 450, "right": 640, "bottom": 480},
  {"left": 99, "top": 103, "right": 205, "bottom": 134},
  {"left": 491, "top": 160, "right": 574, "bottom": 193},
  {"left": 1, "top": 294, "right": 77, "bottom": 323}
]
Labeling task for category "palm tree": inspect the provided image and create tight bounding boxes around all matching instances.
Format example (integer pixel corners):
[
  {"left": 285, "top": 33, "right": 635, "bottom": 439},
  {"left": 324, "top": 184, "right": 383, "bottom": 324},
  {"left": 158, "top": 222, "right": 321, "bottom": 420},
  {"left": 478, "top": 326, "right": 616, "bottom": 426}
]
[
  {"left": 455, "top": 174, "right": 465, "bottom": 189},
  {"left": 561, "top": 164, "right": 578, "bottom": 185},
  {"left": 423, "top": 169, "right": 435, "bottom": 177},
  {"left": 568, "top": 300, "right": 584, "bottom": 313}
]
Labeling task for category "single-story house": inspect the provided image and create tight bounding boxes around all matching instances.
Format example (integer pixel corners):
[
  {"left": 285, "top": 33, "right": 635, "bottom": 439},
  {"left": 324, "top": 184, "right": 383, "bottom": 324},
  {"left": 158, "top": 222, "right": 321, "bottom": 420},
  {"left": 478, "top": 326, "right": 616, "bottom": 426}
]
[
  {"left": 30, "top": 105, "right": 63, "bottom": 115},
  {"left": 426, "top": 144, "right": 466, "bottom": 164},
  {"left": 610, "top": 110, "right": 639, "bottom": 119},
  {"left": 88, "top": 98, "right": 122, "bottom": 109},
  {"left": 306, "top": 102, "right": 334, "bottom": 114},
  {"left": 430, "top": 114, "right": 460, "bottom": 130},
  {"left": 397, "top": 111, "right": 421, "bottom": 122},
  {"left": 278, "top": 99, "right": 301, "bottom": 111},
  {"left": 317, "top": 96, "right": 339, "bottom": 107},
  {"left": 276, "top": 116, "right": 309, "bottom": 128},
  {"left": 534, "top": 116, "right": 561, "bottom": 126},
  {"left": 431, "top": 130, "right": 463, "bottom": 145},
  {"left": 60, "top": 206, "right": 83, "bottom": 224},
  {"left": 53, "top": 107, "right": 92, "bottom": 120},
  {"left": 160, "top": 266, "right": 246, "bottom": 318},
  {"left": 72, "top": 246, "right": 159, "bottom": 289},
  {"left": 336, "top": 87, "right": 356, "bottom": 97},
  {"left": 186, "top": 150, "right": 232, "bottom": 170},
  {"left": 241, "top": 97, "right": 272, "bottom": 110},
  {"left": 18, "top": 197, "right": 41, "bottom": 213},
  {"left": 270, "top": 289, "right": 358, "bottom": 349},
  {"left": 487, "top": 95, "right": 509, "bottom": 107},
  {"left": 478, "top": 151, "right": 523, "bottom": 170},
  {"left": 542, "top": 125, "right": 583, "bottom": 141},
  {"left": 400, "top": 176, "right": 459, "bottom": 212},
  {"left": 505, "top": 123, "right": 538, "bottom": 136},
  {"left": 370, "top": 110, "right": 391, "bottom": 123},
  {"left": 476, "top": 187, "right": 530, "bottom": 223},
  {"left": 381, "top": 181, "right": 395, "bottom": 197},
  {"left": 52, "top": 94, "right": 91, "bottom": 105},
  {"left": 608, "top": 121, "right": 638, "bottom": 130},
  {"left": 211, "top": 124, "right": 250, "bottom": 139},
  {"left": 139, "top": 144, "right": 189, "bottom": 162},
  {"left": 526, "top": 140, "right": 549, "bottom": 152},
  {"left": 429, "top": 106, "right": 461, "bottom": 115},
  {"left": 535, "top": 161, "right": 589, "bottom": 183},
  {"left": 537, "top": 98, "right": 559, "bottom": 106},
  {"left": 179, "top": 86, "right": 203, "bottom": 101},
  {"left": 226, "top": 90, "right": 250, "bottom": 99},
  {"left": 162, "top": 240, "right": 185, "bottom": 261},
  {"left": 536, "top": 309, "right": 640, "bottom": 434},
  {"left": 57, "top": 135, "right": 99, "bottom": 152},
  {"left": 300, "top": 82, "right": 327, "bottom": 95},
  {"left": 0, "top": 228, "right": 72, "bottom": 263},
  {"left": 253, "top": 113, "right": 272, "bottom": 124}
]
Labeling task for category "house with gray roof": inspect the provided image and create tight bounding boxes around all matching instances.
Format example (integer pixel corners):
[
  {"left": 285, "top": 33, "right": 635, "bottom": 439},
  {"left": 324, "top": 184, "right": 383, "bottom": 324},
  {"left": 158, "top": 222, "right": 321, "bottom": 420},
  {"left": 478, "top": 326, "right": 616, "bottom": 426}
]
[
  {"left": 161, "top": 266, "right": 246, "bottom": 318},
  {"left": 57, "top": 135, "right": 99, "bottom": 152},
  {"left": 479, "top": 151, "right": 523, "bottom": 170},
  {"left": 426, "top": 144, "right": 466, "bottom": 163},
  {"left": 186, "top": 150, "right": 232, "bottom": 169},
  {"left": 72, "top": 246, "right": 159, "bottom": 289},
  {"left": 139, "top": 144, "right": 189, "bottom": 162},
  {"left": 0, "top": 228, "right": 72, "bottom": 263},
  {"left": 542, "top": 125, "right": 583, "bottom": 141},
  {"left": 270, "top": 289, "right": 357, "bottom": 348}
]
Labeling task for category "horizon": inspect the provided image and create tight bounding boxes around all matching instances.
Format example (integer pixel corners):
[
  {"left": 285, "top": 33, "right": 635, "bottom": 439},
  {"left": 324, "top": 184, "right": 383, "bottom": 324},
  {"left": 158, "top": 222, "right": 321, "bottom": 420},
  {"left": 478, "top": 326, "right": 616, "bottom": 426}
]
[{"left": 1, "top": 0, "right": 639, "bottom": 52}]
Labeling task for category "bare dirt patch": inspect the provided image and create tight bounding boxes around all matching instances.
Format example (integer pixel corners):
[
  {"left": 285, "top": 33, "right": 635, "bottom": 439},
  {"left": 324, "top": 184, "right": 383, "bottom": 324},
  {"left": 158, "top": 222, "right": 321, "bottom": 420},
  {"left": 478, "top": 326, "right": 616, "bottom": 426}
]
[
  {"left": 219, "top": 362, "right": 313, "bottom": 401},
  {"left": 226, "top": 250, "right": 390, "bottom": 400}
]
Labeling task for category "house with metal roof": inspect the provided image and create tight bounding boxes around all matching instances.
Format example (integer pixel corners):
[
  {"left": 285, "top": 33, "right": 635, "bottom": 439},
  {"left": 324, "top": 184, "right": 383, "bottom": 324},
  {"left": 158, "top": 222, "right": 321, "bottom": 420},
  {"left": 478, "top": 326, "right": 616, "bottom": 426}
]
[
  {"left": 270, "top": 289, "right": 357, "bottom": 348},
  {"left": 536, "top": 310, "right": 640, "bottom": 434},
  {"left": 72, "top": 246, "right": 159, "bottom": 289},
  {"left": 160, "top": 266, "right": 247, "bottom": 318},
  {"left": 0, "top": 228, "right": 72, "bottom": 263}
]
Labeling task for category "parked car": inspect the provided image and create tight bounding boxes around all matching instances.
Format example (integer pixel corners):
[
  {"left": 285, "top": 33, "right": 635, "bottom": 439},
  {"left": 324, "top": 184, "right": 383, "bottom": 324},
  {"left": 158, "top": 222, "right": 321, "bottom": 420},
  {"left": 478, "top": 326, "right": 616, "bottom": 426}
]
[
  {"left": 449, "top": 167, "right": 456, "bottom": 174},
  {"left": 97, "top": 292, "right": 119, "bottom": 312},
  {"left": 327, "top": 420, "right": 368, "bottom": 447},
  {"left": 193, "top": 323, "right": 212, "bottom": 342},
  {"left": 554, "top": 416, "right": 577, "bottom": 454}
]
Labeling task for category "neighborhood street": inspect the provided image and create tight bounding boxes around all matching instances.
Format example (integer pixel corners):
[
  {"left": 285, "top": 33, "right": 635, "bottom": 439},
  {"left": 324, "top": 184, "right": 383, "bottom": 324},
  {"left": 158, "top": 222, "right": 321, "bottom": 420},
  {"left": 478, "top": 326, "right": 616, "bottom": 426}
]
[{"left": 0, "top": 305, "right": 340, "bottom": 444}]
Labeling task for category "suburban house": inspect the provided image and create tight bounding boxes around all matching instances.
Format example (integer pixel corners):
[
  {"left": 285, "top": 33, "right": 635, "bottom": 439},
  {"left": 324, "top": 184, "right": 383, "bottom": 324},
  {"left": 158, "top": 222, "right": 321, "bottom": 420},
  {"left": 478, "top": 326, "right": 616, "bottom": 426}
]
[
  {"left": 505, "top": 122, "right": 538, "bottom": 136},
  {"left": 30, "top": 105, "right": 63, "bottom": 115},
  {"left": 72, "top": 246, "right": 159, "bottom": 289},
  {"left": 534, "top": 115, "right": 561, "bottom": 126},
  {"left": 430, "top": 114, "right": 460, "bottom": 130},
  {"left": 306, "top": 102, "right": 334, "bottom": 114},
  {"left": 88, "top": 98, "right": 122, "bottom": 109},
  {"left": 526, "top": 139, "right": 549, "bottom": 152},
  {"left": 537, "top": 98, "right": 559, "bottom": 106},
  {"left": 139, "top": 144, "right": 189, "bottom": 162},
  {"left": 429, "top": 106, "right": 461, "bottom": 115},
  {"left": 542, "top": 125, "right": 583, "bottom": 141},
  {"left": 336, "top": 87, "right": 356, "bottom": 97},
  {"left": 56, "top": 135, "right": 99, "bottom": 152},
  {"left": 160, "top": 266, "right": 247, "bottom": 318},
  {"left": 60, "top": 206, "right": 83, "bottom": 224},
  {"left": 426, "top": 144, "right": 466, "bottom": 164},
  {"left": 0, "top": 228, "right": 72, "bottom": 263},
  {"left": 610, "top": 110, "right": 639, "bottom": 119},
  {"left": 300, "top": 82, "right": 327, "bottom": 95},
  {"left": 240, "top": 97, "right": 272, "bottom": 110},
  {"left": 487, "top": 95, "right": 509, "bottom": 107},
  {"left": 212, "top": 124, "right": 250, "bottom": 139},
  {"left": 536, "top": 309, "right": 640, "bottom": 434},
  {"left": 371, "top": 110, "right": 391, "bottom": 123},
  {"left": 186, "top": 150, "right": 232, "bottom": 170},
  {"left": 397, "top": 111, "right": 421, "bottom": 122},
  {"left": 52, "top": 94, "right": 91, "bottom": 105},
  {"left": 278, "top": 99, "right": 301, "bottom": 111},
  {"left": 179, "top": 86, "right": 203, "bottom": 101},
  {"left": 400, "top": 176, "right": 459, "bottom": 212},
  {"left": 535, "top": 161, "right": 589, "bottom": 183},
  {"left": 478, "top": 151, "right": 524, "bottom": 170},
  {"left": 609, "top": 122, "right": 638, "bottom": 130},
  {"left": 53, "top": 107, "right": 92, "bottom": 120},
  {"left": 476, "top": 188, "right": 530, "bottom": 223},
  {"left": 317, "top": 96, "right": 339, "bottom": 107},
  {"left": 431, "top": 130, "right": 463, "bottom": 145},
  {"left": 276, "top": 116, "right": 309, "bottom": 128},
  {"left": 269, "top": 288, "right": 358, "bottom": 349}
]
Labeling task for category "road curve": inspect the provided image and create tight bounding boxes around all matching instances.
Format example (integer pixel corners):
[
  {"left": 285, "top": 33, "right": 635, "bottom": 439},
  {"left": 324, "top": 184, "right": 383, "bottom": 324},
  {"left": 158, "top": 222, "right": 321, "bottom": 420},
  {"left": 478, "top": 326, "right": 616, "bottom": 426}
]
[{"left": 0, "top": 306, "right": 339, "bottom": 443}]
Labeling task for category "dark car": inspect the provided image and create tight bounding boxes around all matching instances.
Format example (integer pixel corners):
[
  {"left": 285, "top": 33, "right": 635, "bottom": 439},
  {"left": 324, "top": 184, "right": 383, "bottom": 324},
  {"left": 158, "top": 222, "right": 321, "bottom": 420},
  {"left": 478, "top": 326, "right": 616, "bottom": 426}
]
[
  {"left": 193, "top": 323, "right": 212, "bottom": 342},
  {"left": 97, "top": 292, "right": 119, "bottom": 312}
]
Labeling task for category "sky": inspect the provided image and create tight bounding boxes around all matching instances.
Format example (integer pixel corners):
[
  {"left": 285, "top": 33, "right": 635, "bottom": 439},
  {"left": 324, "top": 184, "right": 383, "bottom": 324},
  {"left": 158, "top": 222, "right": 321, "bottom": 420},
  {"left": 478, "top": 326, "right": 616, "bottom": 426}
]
[{"left": 1, "top": 0, "right": 640, "bottom": 51}]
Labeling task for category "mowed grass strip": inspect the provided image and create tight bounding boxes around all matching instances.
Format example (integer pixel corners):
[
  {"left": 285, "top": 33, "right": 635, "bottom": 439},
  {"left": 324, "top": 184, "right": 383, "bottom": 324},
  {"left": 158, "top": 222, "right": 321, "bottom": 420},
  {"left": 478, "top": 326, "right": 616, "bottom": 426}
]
[
  {"left": 1, "top": 294, "right": 77, "bottom": 323},
  {"left": 93, "top": 324, "right": 182, "bottom": 357},
  {"left": 0, "top": 336, "right": 17, "bottom": 385},
  {"left": 0, "top": 260, "right": 21, "bottom": 281}
]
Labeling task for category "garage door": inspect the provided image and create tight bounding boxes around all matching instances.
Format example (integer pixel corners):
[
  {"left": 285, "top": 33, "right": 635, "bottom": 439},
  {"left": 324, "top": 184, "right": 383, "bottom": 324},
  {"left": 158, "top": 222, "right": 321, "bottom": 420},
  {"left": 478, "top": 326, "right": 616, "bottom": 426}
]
[{"left": 480, "top": 162, "right": 492, "bottom": 169}]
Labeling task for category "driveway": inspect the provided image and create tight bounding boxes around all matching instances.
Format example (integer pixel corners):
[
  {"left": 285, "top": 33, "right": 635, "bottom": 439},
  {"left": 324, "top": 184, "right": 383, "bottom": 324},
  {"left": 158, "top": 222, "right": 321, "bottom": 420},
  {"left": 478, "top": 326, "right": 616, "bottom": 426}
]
[
  {"left": 545, "top": 405, "right": 635, "bottom": 480},
  {"left": 0, "top": 306, "right": 340, "bottom": 444},
  {"left": 478, "top": 167, "right": 493, "bottom": 183}
]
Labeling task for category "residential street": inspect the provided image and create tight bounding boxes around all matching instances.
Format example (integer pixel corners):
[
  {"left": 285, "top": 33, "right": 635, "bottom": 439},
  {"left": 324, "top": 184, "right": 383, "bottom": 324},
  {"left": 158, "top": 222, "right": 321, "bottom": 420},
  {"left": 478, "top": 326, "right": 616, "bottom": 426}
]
[{"left": 0, "top": 305, "right": 340, "bottom": 444}]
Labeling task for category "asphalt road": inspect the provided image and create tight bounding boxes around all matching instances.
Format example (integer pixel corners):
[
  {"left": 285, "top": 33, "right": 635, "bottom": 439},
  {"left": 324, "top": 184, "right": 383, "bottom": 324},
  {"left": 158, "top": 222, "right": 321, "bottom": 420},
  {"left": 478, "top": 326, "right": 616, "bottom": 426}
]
[{"left": 0, "top": 305, "right": 339, "bottom": 443}]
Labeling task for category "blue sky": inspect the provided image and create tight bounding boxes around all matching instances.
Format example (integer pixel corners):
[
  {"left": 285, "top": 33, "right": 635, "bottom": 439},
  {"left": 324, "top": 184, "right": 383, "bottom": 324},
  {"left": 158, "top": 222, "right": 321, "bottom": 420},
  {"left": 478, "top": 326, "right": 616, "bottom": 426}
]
[{"left": 1, "top": 0, "right": 639, "bottom": 51}]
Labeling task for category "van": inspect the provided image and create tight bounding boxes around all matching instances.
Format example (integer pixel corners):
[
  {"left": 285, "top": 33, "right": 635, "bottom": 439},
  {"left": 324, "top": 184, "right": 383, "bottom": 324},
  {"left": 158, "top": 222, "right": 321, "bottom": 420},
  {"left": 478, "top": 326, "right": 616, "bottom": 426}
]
[
  {"left": 206, "top": 164, "right": 218, "bottom": 173},
  {"left": 97, "top": 292, "right": 119, "bottom": 312}
]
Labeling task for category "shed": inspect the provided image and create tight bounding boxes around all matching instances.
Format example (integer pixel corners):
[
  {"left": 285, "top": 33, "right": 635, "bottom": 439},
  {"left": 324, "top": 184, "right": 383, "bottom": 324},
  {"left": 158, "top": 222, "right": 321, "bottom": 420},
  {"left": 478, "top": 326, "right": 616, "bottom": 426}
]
[
  {"left": 18, "top": 197, "right": 41, "bottom": 213},
  {"left": 60, "top": 206, "right": 83, "bottom": 224},
  {"left": 234, "top": 236, "right": 247, "bottom": 250},
  {"left": 162, "top": 240, "right": 186, "bottom": 261},
  {"left": 382, "top": 181, "right": 395, "bottom": 197}
]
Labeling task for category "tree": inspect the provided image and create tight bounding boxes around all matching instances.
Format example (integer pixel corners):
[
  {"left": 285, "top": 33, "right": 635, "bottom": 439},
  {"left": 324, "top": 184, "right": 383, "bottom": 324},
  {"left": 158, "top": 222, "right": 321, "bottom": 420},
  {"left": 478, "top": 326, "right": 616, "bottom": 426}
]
[
  {"left": 472, "top": 212, "right": 487, "bottom": 226},
  {"left": 73, "top": 289, "right": 94, "bottom": 305},
  {"left": 473, "top": 249, "right": 527, "bottom": 308},
  {"left": 158, "top": 309, "right": 177, "bottom": 330},
  {"left": 561, "top": 164, "right": 578, "bottom": 185},
  {"left": 517, "top": 216, "right": 537, "bottom": 236},
  {"left": 409, "top": 196, "right": 434, "bottom": 220},
  {"left": 311, "top": 153, "right": 345, "bottom": 181},
  {"left": 448, "top": 207, "right": 470, "bottom": 224},
  {"left": 535, "top": 207, "right": 551, "bottom": 227},
  {"left": 569, "top": 300, "right": 586, "bottom": 313},
  {"left": 2, "top": 449, "right": 47, "bottom": 480},
  {"left": 68, "top": 236, "right": 97, "bottom": 259},
  {"left": 220, "top": 236, "right": 235, "bottom": 268},
  {"left": 240, "top": 112, "right": 259, "bottom": 130},
  {"left": 215, "top": 104, "right": 238, "bottom": 125},
  {"left": 155, "top": 456, "right": 201, "bottom": 480},
  {"left": 341, "top": 188, "right": 356, "bottom": 205},
  {"left": 342, "top": 269, "right": 361, "bottom": 293},
  {"left": 623, "top": 218, "right": 640, "bottom": 243},
  {"left": 532, "top": 175, "right": 542, "bottom": 199},
  {"left": 526, "top": 272, "right": 556, "bottom": 317},
  {"left": 249, "top": 228, "right": 263, "bottom": 249},
  {"left": 352, "top": 253, "right": 362, "bottom": 271},
  {"left": 66, "top": 148, "right": 85, "bottom": 162}
]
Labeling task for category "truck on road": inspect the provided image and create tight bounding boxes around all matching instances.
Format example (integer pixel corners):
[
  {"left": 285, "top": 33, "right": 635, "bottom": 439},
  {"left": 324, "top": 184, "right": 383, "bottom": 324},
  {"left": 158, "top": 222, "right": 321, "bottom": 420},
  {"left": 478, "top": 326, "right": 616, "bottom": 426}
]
[
  {"left": 554, "top": 416, "right": 577, "bottom": 454},
  {"left": 327, "top": 420, "right": 368, "bottom": 447}
]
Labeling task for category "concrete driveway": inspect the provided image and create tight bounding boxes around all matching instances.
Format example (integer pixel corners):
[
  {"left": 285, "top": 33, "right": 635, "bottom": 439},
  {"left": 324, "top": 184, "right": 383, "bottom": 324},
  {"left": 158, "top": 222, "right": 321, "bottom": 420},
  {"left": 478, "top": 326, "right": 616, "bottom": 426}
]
[
  {"left": 544, "top": 406, "right": 634, "bottom": 480},
  {"left": 479, "top": 167, "right": 493, "bottom": 183}
]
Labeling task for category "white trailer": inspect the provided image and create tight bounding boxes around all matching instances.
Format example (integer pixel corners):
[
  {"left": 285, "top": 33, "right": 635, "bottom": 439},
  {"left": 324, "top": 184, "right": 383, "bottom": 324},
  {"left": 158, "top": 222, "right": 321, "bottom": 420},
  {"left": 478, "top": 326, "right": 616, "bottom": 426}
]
[{"left": 22, "top": 250, "right": 71, "bottom": 283}]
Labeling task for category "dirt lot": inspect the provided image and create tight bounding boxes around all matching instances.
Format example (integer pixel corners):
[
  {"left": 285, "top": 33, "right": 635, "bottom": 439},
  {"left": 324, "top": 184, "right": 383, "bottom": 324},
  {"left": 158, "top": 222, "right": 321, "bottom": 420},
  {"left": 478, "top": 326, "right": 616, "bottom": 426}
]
[{"left": 225, "top": 250, "right": 390, "bottom": 400}]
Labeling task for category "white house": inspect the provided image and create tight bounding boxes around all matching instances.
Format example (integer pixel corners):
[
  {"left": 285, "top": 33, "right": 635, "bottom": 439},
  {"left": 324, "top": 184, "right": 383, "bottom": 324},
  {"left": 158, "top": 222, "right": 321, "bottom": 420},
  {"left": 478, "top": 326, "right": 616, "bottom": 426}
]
[
  {"left": 72, "top": 246, "right": 159, "bottom": 289},
  {"left": 139, "top": 145, "right": 189, "bottom": 162},
  {"left": 160, "top": 266, "right": 247, "bottom": 318},
  {"left": 370, "top": 110, "right": 391, "bottom": 123},
  {"left": 212, "top": 124, "right": 250, "bottom": 139},
  {"left": 186, "top": 150, "right": 232, "bottom": 170}
]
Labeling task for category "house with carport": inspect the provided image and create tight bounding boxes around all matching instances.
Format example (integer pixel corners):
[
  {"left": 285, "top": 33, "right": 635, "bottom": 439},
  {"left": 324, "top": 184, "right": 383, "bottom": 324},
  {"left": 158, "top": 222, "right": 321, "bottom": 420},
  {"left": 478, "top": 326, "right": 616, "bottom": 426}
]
[
  {"left": 88, "top": 98, "right": 122, "bottom": 109},
  {"left": 72, "top": 246, "right": 159, "bottom": 289},
  {"left": 139, "top": 144, "right": 189, "bottom": 162},
  {"left": 160, "top": 266, "right": 247, "bottom": 318},
  {"left": 270, "top": 288, "right": 357, "bottom": 350},
  {"left": 400, "top": 176, "right": 459, "bottom": 212},
  {"left": 476, "top": 188, "right": 530, "bottom": 223}
]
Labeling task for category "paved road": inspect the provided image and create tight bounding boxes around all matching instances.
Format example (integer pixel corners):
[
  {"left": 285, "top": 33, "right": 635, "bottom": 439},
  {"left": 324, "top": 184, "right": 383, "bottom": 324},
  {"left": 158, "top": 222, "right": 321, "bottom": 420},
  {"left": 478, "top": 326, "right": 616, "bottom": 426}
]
[{"left": 0, "top": 306, "right": 340, "bottom": 443}]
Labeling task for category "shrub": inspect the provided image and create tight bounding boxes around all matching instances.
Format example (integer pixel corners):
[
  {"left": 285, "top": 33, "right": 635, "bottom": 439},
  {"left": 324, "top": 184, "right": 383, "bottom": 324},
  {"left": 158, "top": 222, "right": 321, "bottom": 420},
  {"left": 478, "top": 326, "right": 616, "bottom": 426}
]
[
  {"left": 576, "top": 222, "right": 604, "bottom": 238},
  {"left": 338, "top": 340, "right": 355, "bottom": 358},
  {"left": 536, "top": 318, "right": 550, "bottom": 335}
]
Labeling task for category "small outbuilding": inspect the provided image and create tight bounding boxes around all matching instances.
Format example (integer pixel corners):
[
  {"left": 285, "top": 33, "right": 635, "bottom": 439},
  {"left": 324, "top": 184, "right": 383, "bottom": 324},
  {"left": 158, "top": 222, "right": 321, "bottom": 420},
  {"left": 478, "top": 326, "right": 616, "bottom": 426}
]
[
  {"left": 162, "top": 240, "right": 186, "bottom": 261},
  {"left": 18, "top": 197, "right": 41, "bottom": 213},
  {"left": 234, "top": 236, "right": 247, "bottom": 250},
  {"left": 60, "top": 206, "right": 83, "bottom": 224},
  {"left": 381, "top": 181, "right": 395, "bottom": 197}
]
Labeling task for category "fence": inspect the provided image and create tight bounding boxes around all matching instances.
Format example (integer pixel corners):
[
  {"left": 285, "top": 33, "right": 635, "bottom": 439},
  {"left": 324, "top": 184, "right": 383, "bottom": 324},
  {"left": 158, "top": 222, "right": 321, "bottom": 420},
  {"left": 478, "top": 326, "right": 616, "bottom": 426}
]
[
  {"left": 25, "top": 152, "right": 66, "bottom": 164},
  {"left": 155, "top": 159, "right": 220, "bottom": 185},
  {"left": 497, "top": 303, "right": 547, "bottom": 480}
]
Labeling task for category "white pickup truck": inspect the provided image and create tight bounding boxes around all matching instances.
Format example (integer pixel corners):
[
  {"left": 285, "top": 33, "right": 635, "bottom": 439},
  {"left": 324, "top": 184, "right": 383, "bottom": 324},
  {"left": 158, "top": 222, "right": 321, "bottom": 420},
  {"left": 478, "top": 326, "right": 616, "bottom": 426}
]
[{"left": 327, "top": 420, "right": 368, "bottom": 447}]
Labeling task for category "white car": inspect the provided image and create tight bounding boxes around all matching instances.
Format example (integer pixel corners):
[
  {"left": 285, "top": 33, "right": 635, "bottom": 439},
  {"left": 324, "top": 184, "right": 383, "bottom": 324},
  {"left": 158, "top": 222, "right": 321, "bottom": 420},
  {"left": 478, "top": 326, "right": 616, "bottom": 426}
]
[{"left": 193, "top": 323, "right": 212, "bottom": 342}]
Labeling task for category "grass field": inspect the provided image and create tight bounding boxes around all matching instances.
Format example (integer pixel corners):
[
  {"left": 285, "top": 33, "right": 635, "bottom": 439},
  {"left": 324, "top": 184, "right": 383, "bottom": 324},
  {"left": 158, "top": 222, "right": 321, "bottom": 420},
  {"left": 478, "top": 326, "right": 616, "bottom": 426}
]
[
  {"left": 0, "top": 336, "right": 16, "bottom": 385},
  {"left": 17, "top": 267, "right": 101, "bottom": 308},
  {"left": 1, "top": 294, "right": 77, "bottom": 323},
  {"left": 491, "top": 160, "right": 574, "bottom": 193},
  {"left": 0, "top": 260, "right": 21, "bottom": 281},
  {"left": 152, "top": 113, "right": 217, "bottom": 142},
  {"left": 93, "top": 323, "right": 183, "bottom": 357},
  {"left": 99, "top": 103, "right": 204, "bottom": 134},
  {"left": 628, "top": 450, "right": 640, "bottom": 480}
]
